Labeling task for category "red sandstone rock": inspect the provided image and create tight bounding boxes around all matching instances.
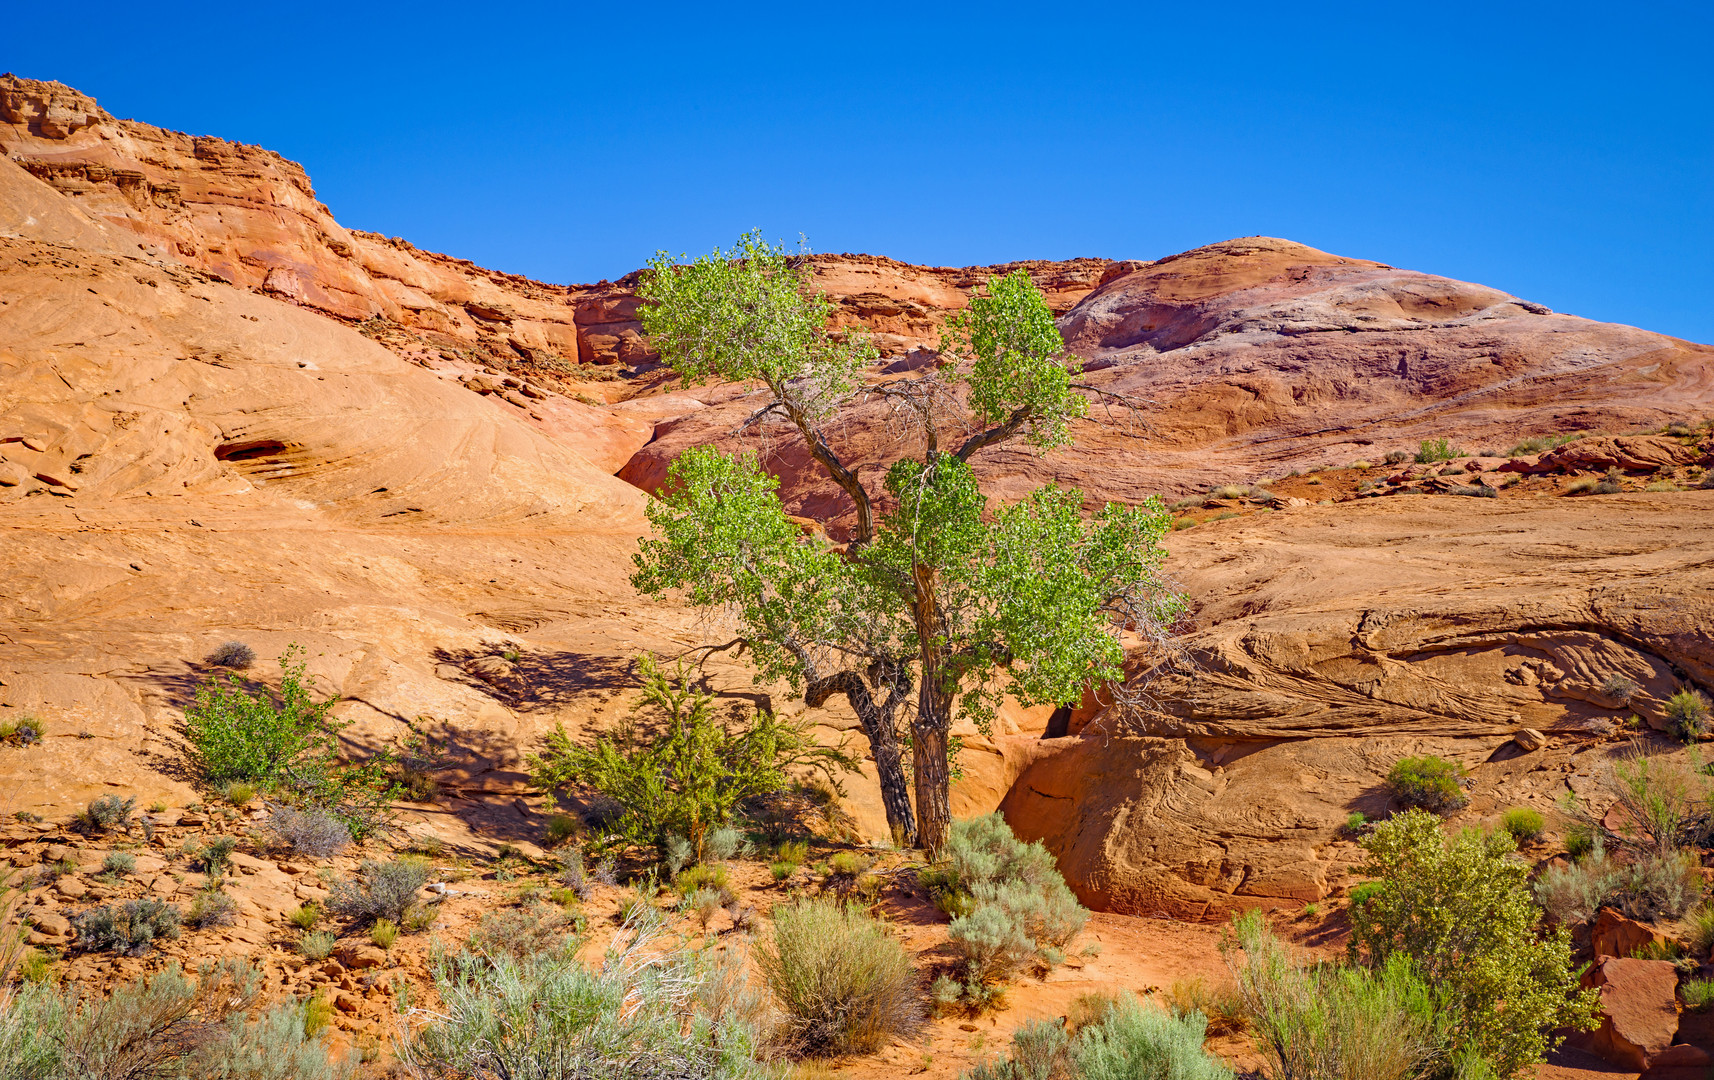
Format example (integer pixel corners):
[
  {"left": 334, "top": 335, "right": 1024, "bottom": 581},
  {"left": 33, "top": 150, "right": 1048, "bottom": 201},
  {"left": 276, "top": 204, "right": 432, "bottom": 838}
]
[
  {"left": 1593, "top": 907, "right": 1669, "bottom": 960},
  {"left": 1579, "top": 957, "right": 1681, "bottom": 1070}
]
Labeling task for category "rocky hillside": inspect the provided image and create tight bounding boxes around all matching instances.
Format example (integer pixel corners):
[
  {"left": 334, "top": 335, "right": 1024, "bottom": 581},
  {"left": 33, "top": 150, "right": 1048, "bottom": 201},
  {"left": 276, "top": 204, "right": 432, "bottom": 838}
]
[{"left": 2, "top": 70, "right": 1712, "bottom": 936}]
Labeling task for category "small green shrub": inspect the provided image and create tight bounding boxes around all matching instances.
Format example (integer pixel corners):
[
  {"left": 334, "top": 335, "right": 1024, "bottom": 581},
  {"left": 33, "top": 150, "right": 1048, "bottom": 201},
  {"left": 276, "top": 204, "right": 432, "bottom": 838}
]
[
  {"left": 328, "top": 857, "right": 432, "bottom": 925},
  {"left": 965, "top": 993, "right": 1233, "bottom": 1080},
  {"left": 101, "top": 851, "right": 137, "bottom": 876},
  {"left": 200, "top": 835, "right": 237, "bottom": 877},
  {"left": 370, "top": 918, "right": 399, "bottom": 950},
  {"left": 1630, "top": 939, "right": 1684, "bottom": 961},
  {"left": 1686, "top": 904, "right": 1714, "bottom": 955},
  {"left": 1344, "top": 811, "right": 1367, "bottom": 835},
  {"left": 827, "top": 851, "right": 871, "bottom": 878},
  {"left": 706, "top": 825, "right": 746, "bottom": 861},
  {"left": 757, "top": 897, "right": 924, "bottom": 1055},
  {"left": 1385, "top": 755, "right": 1468, "bottom": 813},
  {"left": 686, "top": 888, "right": 723, "bottom": 930},
  {"left": 1414, "top": 438, "right": 1461, "bottom": 463},
  {"left": 543, "top": 813, "right": 580, "bottom": 848},
  {"left": 289, "top": 902, "right": 321, "bottom": 930},
  {"left": 206, "top": 640, "right": 257, "bottom": 668},
  {"left": 676, "top": 863, "right": 730, "bottom": 897},
  {"left": 1506, "top": 432, "right": 1584, "bottom": 457},
  {"left": 267, "top": 806, "right": 351, "bottom": 858},
  {"left": 298, "top": 930, "right": 336, "bottom": 960},
  {"left": 222, "top": 780, "right": 258, "bottom": 804},
  {"left": 769, "top": 860, "right": 799, "bottom": 883},
  {"left": 187, "top": 888, "right": 239, "bottom": 929},
  {"left": 529, "top": 656, "right": 857, "bottom": 861},
  {"left": 1449, "top": 483, "right": 1499, "bottom": 498},
  {"left": 1163, "top": 973, "right": 1248, "bottom": 1036},
  {"left": 1348, "top": 881, "right": 1384, "bottom": 907},
  {"left": 301, "top": 989, "right": 335, "bottom": 1037},
  {"left": 557, "top": 847, "right": 591, "bottom": 900},
  {"left": 0, "top": 712, "right": 44, "bottom": 745},
  {"left": 1384, "top": 450, "right": 1411, "bottom": 465},
  {"left": 1667, "top": 689, "right": 1711, "bottom": 743},
  {"left": 777, "top": 840, "right": 808, "bottom": 864},
  {"left": 1683, "top": 979, "right": 1714, "bottom": 1011},
  {"left": 71, "top": 899, "right": 182, "bottom": 955},
  {"left": 76, "top": 794, "right": 137, "bottom": 835},
  {"left": 1564, "top": 822, "right": 1595, "bottom": 860},
  {"left": 1500, "top": 807, "right": 1546, "bottom": 842}
]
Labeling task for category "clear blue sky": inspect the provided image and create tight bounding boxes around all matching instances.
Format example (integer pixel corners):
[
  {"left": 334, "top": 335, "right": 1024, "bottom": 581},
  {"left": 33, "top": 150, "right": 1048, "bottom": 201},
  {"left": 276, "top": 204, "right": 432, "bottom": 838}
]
[{"left": 8, "top": 2, "right": 1711, "bottom": 342}]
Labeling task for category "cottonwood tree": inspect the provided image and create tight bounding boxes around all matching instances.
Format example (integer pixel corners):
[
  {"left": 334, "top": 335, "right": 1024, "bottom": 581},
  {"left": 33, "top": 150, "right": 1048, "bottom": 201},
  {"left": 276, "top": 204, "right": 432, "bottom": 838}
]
[{"left": 632, "top": 233, "right": 1183, "bottom": 856}]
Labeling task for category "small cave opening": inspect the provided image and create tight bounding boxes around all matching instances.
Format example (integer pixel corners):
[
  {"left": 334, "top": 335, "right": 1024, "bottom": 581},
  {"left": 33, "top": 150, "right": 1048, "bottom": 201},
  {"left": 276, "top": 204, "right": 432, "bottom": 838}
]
[{"left": 215, "top": 438, "right": 295, "bottom": 462}]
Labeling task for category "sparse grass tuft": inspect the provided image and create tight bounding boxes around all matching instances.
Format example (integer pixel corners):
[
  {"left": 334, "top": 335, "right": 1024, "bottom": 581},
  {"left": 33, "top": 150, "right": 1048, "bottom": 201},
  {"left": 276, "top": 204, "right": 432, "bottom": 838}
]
[
  {"left": 1500, "top": 807, "right": 1546, "bottom": 843},
  {"left": 370, "top": 918, "right": 399, "bottom": 950},
  {"left": 298, "top": 930, "right": 336, "bottom": 960},
  {"left": 0, "top": 712, "right": 44, "bottom": 745},
  {"left": 757, "top": 897, "right": 925, "bottom": 1055}
]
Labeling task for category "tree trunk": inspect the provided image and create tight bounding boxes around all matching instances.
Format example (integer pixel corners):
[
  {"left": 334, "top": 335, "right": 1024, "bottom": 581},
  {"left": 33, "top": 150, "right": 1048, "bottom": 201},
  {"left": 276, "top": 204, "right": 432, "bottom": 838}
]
[
  {"left": 913, "top": 673, "right": 956, "bottom": 860},
  {"left": 806, "top": 670, "right": 916, "bottom": 847}
]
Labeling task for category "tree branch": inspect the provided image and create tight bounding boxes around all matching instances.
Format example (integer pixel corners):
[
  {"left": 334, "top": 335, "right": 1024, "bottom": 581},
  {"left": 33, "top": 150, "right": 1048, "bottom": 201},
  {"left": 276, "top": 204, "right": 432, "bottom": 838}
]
[{"left": 955, "top": 404, "right": 1034, "bottom": 461}]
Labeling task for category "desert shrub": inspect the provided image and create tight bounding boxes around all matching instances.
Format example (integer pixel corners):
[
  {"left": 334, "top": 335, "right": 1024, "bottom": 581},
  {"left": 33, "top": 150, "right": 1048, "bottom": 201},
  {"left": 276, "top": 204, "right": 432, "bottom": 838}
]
[
  {"left": 186, "top": 889, "right": 239, "bottom": 929},
  {"left": 663, "top": 833, "right": 695, "bottom": 878},
  {"left": 557, "top": 847, "right": 591, "bottom": 900},
  {"left": 967, "top": 1000, "right": 1233, "bottom": 1080},
  {"left": 1449, "top": 483, "right": 1498, "bottom": 498},
  {"left": 1534, "top": 842, "right": 1622, "bottom": 923},
  {"left": 267, "top": 807, "right": 351, "bottom": 858},
  {"left": 1499, "top": 807, "right": 1545, "bottom": 842},
  {"left": 0, "top": 712, "right": 44, "bottom": 746},
  {"left": 1687, "top": 904, "right": 1714, "bottom": 956},
  {"left": 1564, "top": 821, "right": 1595, "bottom": 860},
  {"left": 827, "top": 851, "right": 870, "bottom": 878},
  {"left": 757, "top": 897, "right": 924, "bottom": 1055},
  {"left": 530, "top": 656, "right": 856, "bottom": 862},
  {"left": 1384, "top": 450, "right": 1411, "bottom": 465},
  {"left": 1227, "top": 909, "right": 1452, "bottom": 1080},
  {"left": 543, "top": 813, "right": 579, "bottom": 848},
  {"left": 1682, "top": 979, "right": 1714, "bottom": 1011},
  {"left": 676, "top": 863, "right": 731, "bottom": 897},
  {"left": 370, "top": 919, "right": 399, "bottom": 950},
  {"left": 102, "top": 852, "right": 137, "bottom": 877},
  {"left": 777, "top": 840, "right": 808, "bottom": 864},
  {"left": 1345, "top": 811, "right": 1368, "bottom": 834},
  {"left": 1349, "top": 809, "right": 1600, "bottom": 1076},
  {"left": 466, "top": 907, "right": 578, "bottom": 961},
  {"left": 72, "top": 899, "right": 181, "bottom": 956},
  {"left": 199, "top": 836, "right": 237, "bottom": 877},
  {"left": 184, "top": 644, "right": 402, "bottom": 840},
  {"left": 328, "top": 857, "right": 431, "bottom": 925},
  {"left": 1506, "top": 432, "right": 1583, "bottom": 457},
  {"left": 222, "top": 780, "right": 257, "bottom": 805},
  {"left": 1385, "top": 755, "right": 1469, "bottom": 813},
  {"left": 207, "top": 640, "right": 257, "bottom": 668},
  {"left": 76, "top": 794, "right": 137, "bottom": 835},
  {"left": 1163, "top": 974, "right": 1247, "bottom": 1036},
  {"left": 1593, "top": 469, "right": 1624, "bottom": 494},
  {"left": 1602, "top": 674, "right": 1639, "bottom": 703},
  {"left": 687, "top": 888, "right": 723, "bottom": 929},
  {"left": 1600, "top": 744, "right": 1714, "bottom": 854},
  {"left": 1564, "top": 476, "right": 1599, "bottom": 494},
  {"left": 1349, "top": 881, "right": 1384, "bottom": 908},
  {"left": 1630, "top": 939, "right": 1684, "bottom": 961},
  {"left": 707, "top": 825, "right": 746, "bottom": 861},
  {"left": 1667, "top": 689, "right": 1712, "bottom": 743},
  {"left": 1622, "top": 849, "right": 1703, "bottom": 920},
  {"left": 403, "top": 911, "right": 775, "bottom": 1080},
  {"left": 288, "top": 903, "right": 320, "bottom": 931},
  {"left": 1415, "top": 438, "right": 1461, "bottom": 463},
  {"left": 925, "top": 816, "right": 1088, "bottom": 998},
  {"left": 0, "top": 960, "right": 348, "bottom": 1080},
  {"left": 770, "top": 860, "right": 799, "bottom": 882},
  {"left": 298, "top": 930, "right": 336, "bottom": 960},
  {"left": 1208, "top": 485, "right": 1248, "bottom": 500}
]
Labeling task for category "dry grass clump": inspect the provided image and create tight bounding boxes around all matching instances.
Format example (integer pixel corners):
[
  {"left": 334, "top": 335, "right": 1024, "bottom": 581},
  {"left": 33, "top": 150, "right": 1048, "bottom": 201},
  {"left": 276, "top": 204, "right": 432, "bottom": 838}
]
[{"left": 756, "top": 897, "right": 924, "bottom": 1055}]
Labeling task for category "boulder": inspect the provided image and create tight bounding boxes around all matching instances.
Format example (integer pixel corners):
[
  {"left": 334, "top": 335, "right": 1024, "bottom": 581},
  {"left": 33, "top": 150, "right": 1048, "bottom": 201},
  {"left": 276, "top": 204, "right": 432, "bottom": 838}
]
[
  {"left": 1592, "top": 907, "right": 1668, "bottom": 960},
  {"left": 335, "top": 944, "right": 387, "bottom": 971},
  {"left": 1512, "top": 727, "right": 1547, "bottom": 751},
  {"left": 1579, "top": 957, "right": 1681, "bottom": 1070},
  {"left": 27, "top": 911, "right": 70, "bottom": 938}
]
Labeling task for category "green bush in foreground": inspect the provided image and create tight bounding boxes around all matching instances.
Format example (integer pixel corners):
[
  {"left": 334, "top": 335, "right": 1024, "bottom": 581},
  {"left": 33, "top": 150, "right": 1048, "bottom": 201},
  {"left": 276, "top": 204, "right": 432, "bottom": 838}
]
[
  {"left": 1350, "top": 809, "right": 1599, "bottom": 1076},
  {"left": 1415, "top": 438, "right": 1462, "bottom": 464},
  {"left": 964, "top": 992, "right": 1233, "bottom": 1080},
  {"left": 402, "top": 910, "right": 774, "bottom": 1080},
  {"left": 756, "top": 897, "right": 924, "bottom": 1055},
  {"left": 1667, "top": 688, "right": 1711, "bottom": 743},
  {"left": 1386, "top": 755, "right": 1469, "bottom": 814}
]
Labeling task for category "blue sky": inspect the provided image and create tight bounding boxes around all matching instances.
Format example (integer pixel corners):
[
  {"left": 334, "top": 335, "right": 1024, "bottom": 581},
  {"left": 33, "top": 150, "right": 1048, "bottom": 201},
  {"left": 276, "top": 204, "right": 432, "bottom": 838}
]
[{"left": 7, "top": 1, "right": 1711, "bottom": 341}]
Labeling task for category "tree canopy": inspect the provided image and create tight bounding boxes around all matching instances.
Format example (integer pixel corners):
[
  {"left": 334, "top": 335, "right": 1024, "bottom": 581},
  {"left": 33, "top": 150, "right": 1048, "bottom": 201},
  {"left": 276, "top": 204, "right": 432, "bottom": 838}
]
[{"left": 632, "top": 233, "right": 1183, "bottom": 855}]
